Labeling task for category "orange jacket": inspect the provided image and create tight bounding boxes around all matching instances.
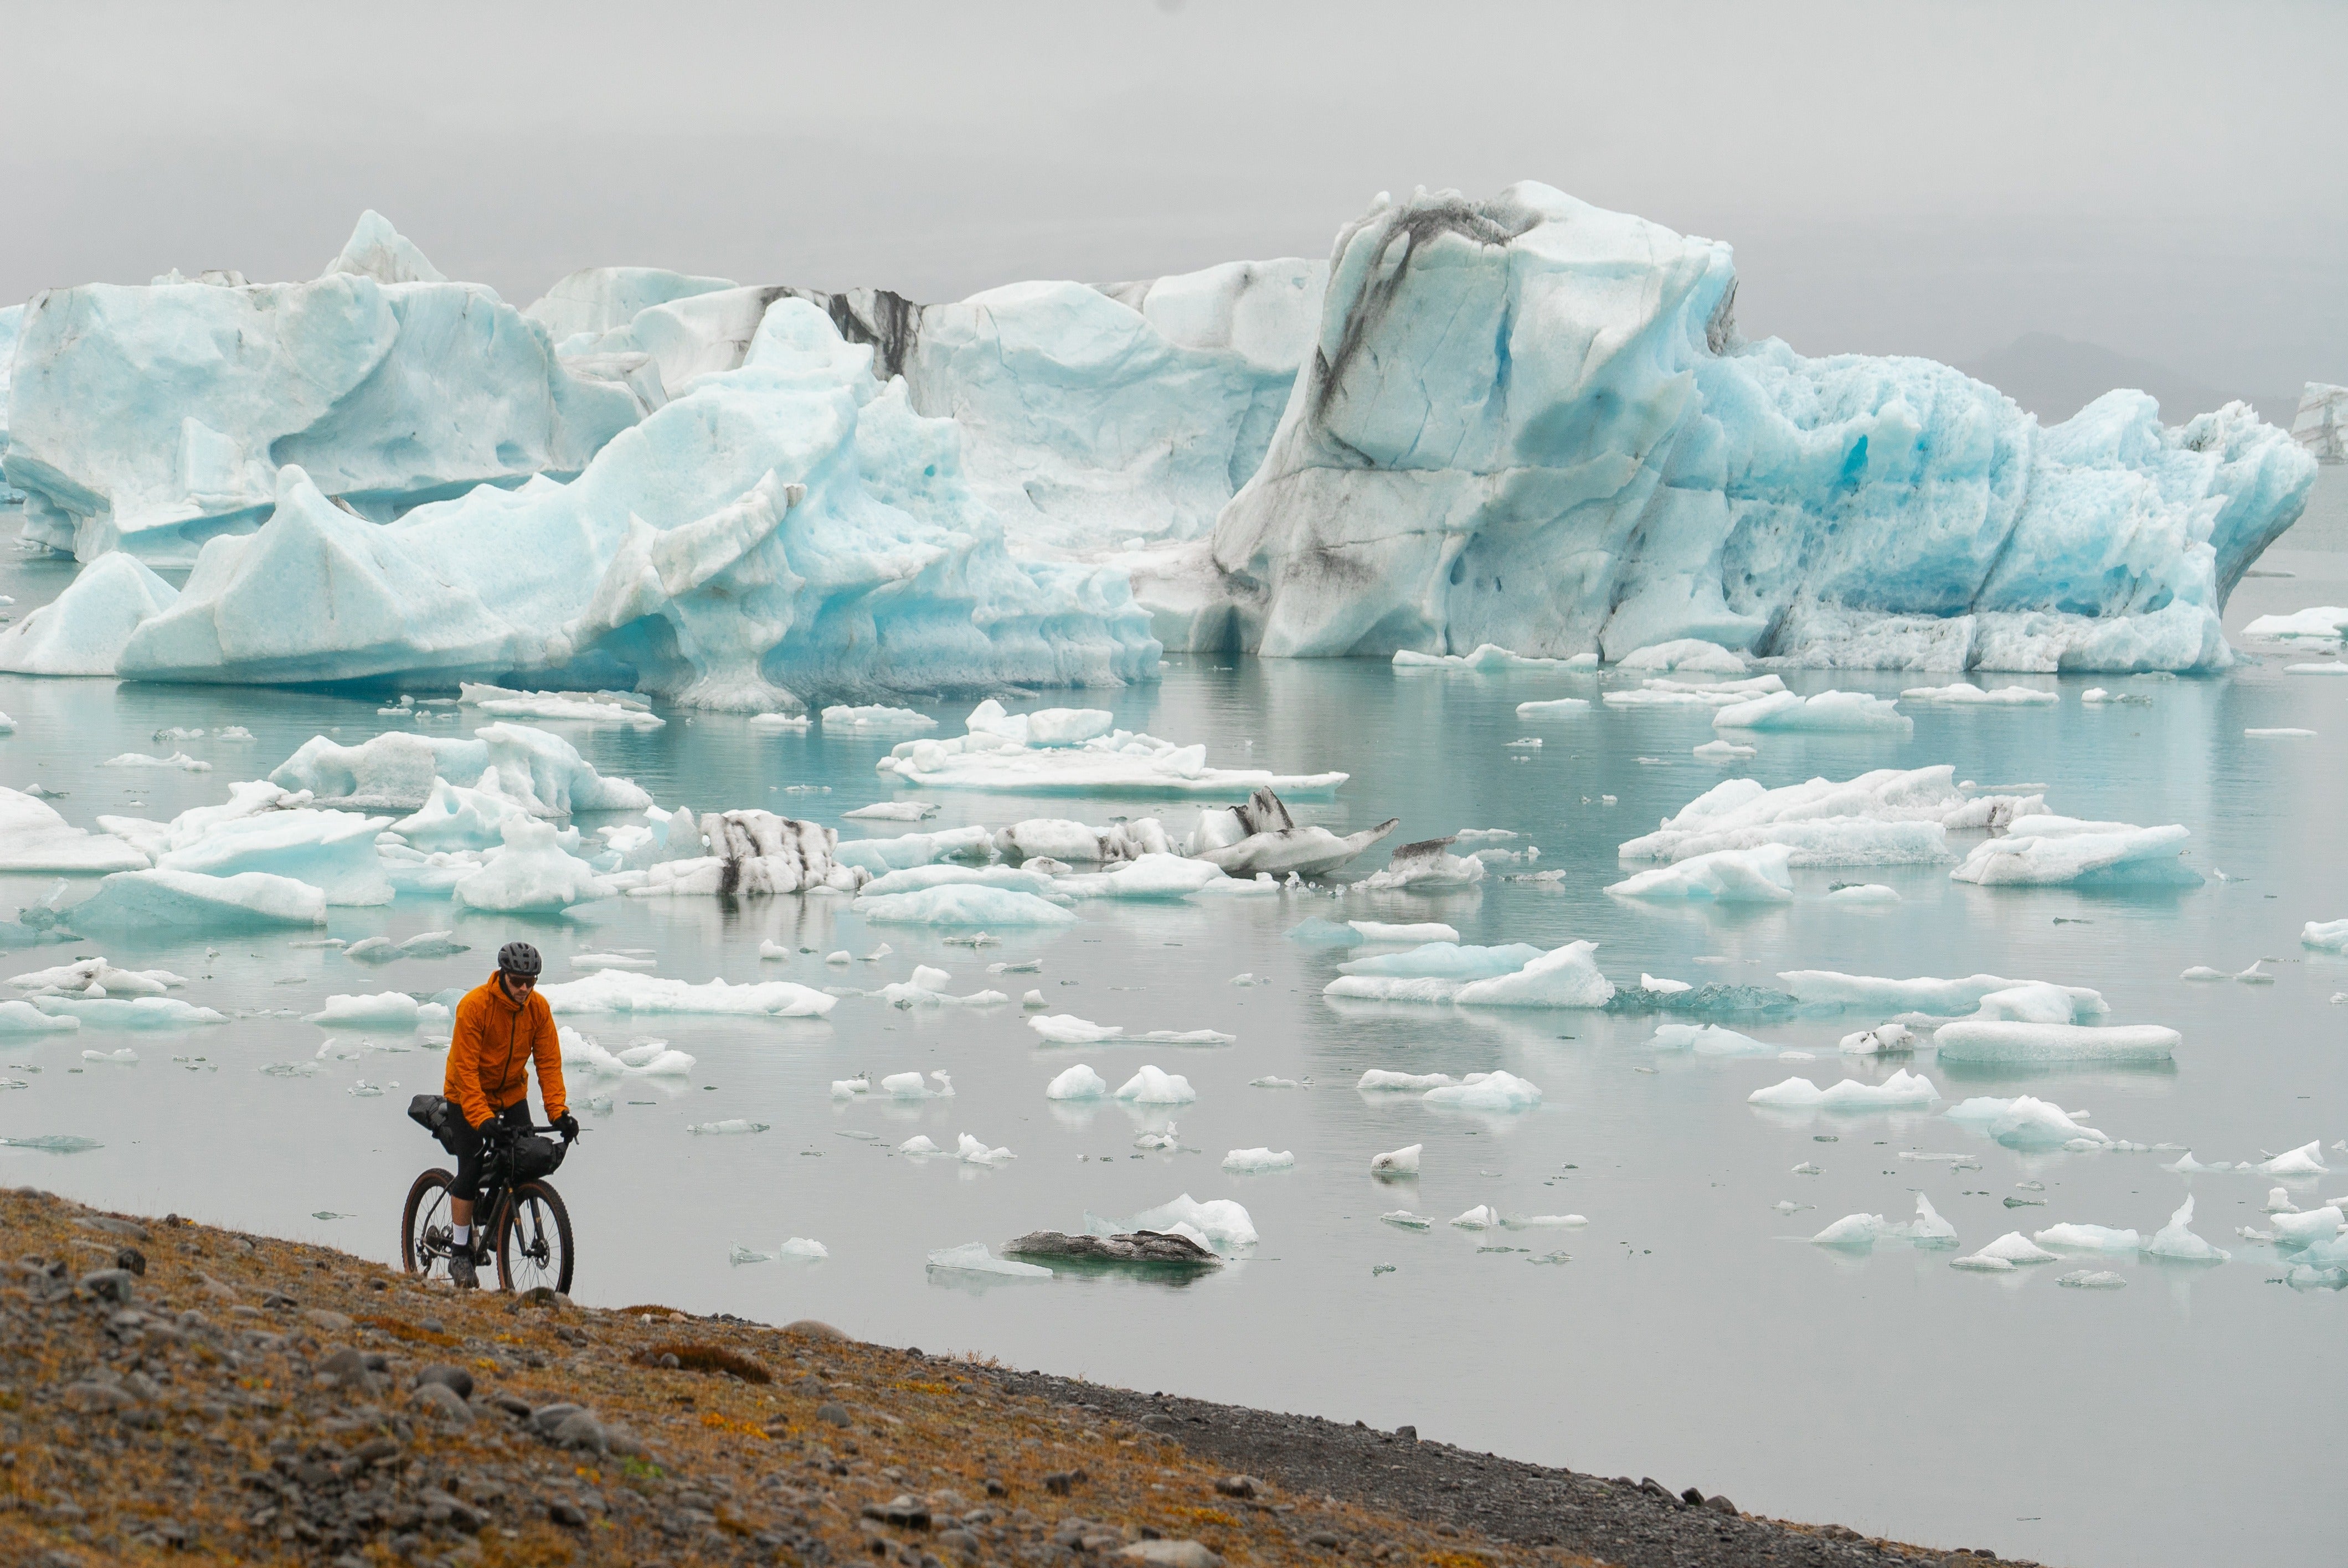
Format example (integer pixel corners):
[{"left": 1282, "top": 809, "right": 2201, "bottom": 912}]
[{"left": 444, "top": 974, "right": 567, "bottom": 1129}]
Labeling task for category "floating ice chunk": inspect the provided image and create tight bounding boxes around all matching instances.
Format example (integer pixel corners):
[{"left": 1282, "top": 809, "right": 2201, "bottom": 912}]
[
  {"left": 1357, "top": 1070, "right": 1459, "bottom": 1091},
  {"left": 1949, "top": 1095, "right": 2112, "bottom": 1150},
  {"left": 32, "top": 997, "right": 225, "bottom": 1028},
  {"left": 746, "top": 711, "right": 811, "bottom": 733},
  {"left": 1890, "top": 1195, "right": 1958, "bottom": 1244},
  {"left": 69, "top": 869, "right": 326, "bottom": 932},
  {"left": 1222, "top": 1147, "right": 1295, "bottom": 1172},
  {"left": 269, "top": 724, "right": 650, "bottom": 814},
  {"left": 688, "top": 1118, "right": 770, "bottom": 1135},
  {"left": 1021, "top": 989, "right": 1046, "bottom": 1008},
  {"left": 1606, "top": 844, "right": 1794, "bottom": 902},
  {"left": 1284, "top": 917, "right": 1363, "bottom": 947},
  {"left": 2258, "top": 1141, "right": 2329, "bottom": 1176},
  {"left": 1780, "top": 969, "right": 2107, "bottom": 1020},
  {"left": 1002, "top": 815, "right": 1176, "bottom": 865},
  {"left": 1112, "top": 1193, "right": 1257, "bottom": 1250},
  {"left": 1113, "top": 1066, "right": 1197, "bottom": 1104},
  {"left": 142, "top": 805, "right": 395, "bottom": 907},
  {"left": 0, "top": 1002, "right": 78, "bottom": 1033},
  {"left": 1618, "top": 766, "right": 2030, "bottom": 865},
  {"left": 1504, "top": 737, "right": 1543, "bottom": 749},
  {"left": 1619, "top": 640, "right": 1746, "bottom": 674},
  {"left": 1134, "top": 1027, "right": 1236, "bottom": 1045},
  {"left": 2079, "top": 687, "right": 2152, "bottom": 704},
  {"left": 1250, "top": 1074, "right": 1301, "bottom": 1088},
  {"left": 1029, "top": 1014, "right": 1122, "bottom": 1044},
  {"left": 2268, "top": 1207, "right": 2344, "bottom": 1244},
  {"left": 2300, "top": 919, "right": 2348, "bottom": 953},
  {"left": 1371, "top": 1143, "right": 1422, "bottom": 1176},
  {"left": 303, "top": 993, "right": 420, "bottom": 1029},
  {"left": 2034, "top": 1224, "right": 2143, "bottom": 1252},
  {"left": 1052, "top": 852, "right": 1233, "bottom": 900},
  {"left": 1950, "top": 1253, "right": 2014, "bottom": 1272},
  {"left": 2246, "top": 728, "right": 2316, "bottom": 738},
  {"left": 1516, "top": 698, "right": 1591, "bottom": 716},
  {"left": 10, "top": 958, "right": 187, "bottom": 995},
  {"left": 1649, "top": 1023, "right": 1779, "bottom": 1056},
  {"left": 926, "top": 1242, "right": 1049, "bottom": 1277},
  {"left": 571, "top": 951, "right": 657, "bottom": 972},
  {"left": 539, "top": 970, "right": 836, "bottom": 1018},
  {"left": 1748, "top": 1069, "right": 1938, "bottom": 1109},
  {"left": 1448, "top": 1205, "right": 1500, "bottom": 1230},
  {"left": 2236, "top": 961, "right": 2275, "bottom": 984},
  {"left": 1824, "top": 883, "right": 1900, "bottom": 906},
  {"left": 844, "top": 801, "right": 936, "bottom": 822},
  {"left": 830, "top": 1074, "right": 870, "bottom": 1098},
  {"left": 1935, "top": 1022, "right": 2177, "bottom": 1064},
  {"left": 1692, "top": 739, "right": 1757, "bottom": 761},
  {"left": 1899, "top": 683, "right": 2058, "bottom": 706},
  {"left": 1358, "top": 837, "right": 1486, "bottom": 892},
  {"left": 1393, "top": 644, "right": 1583, "bottom": 670},
  {"left": 1640, "top": 974, "right": 1692, "bottom": 994},
  {"left": 1839, "top": 1023, "right": 1916, "bottom": 1054},
  {"left": 2284, "top": 662, "right": 2348, "bottom": 675},
  {"left": 1349, "top": 920, "right": 1461, "bottom": 944},
  {"left": 1713, "top": 691, "right": 1912, "bottom": 735},
  {"left": 1045, "top": 1064, "right": 1109, "bottom": 1100},
  {"left": 823, "top": 705, "right": 936, "bottom": 731},
  {"left": 2266, "top": 1188, "right": 2297, "bottom": 1214},
  {"left": 387, "top": 773, "right": 555, "bottom": 853},
  {"left": 99, "top": 751, "right": 210, "bottom": 772},
  {"left": 955, "top": 1133, "right": 1015, "bottom": 1166},
  {"left": 2145, "top": 1195, "right": 2230, "bottom": 1261},
  {"left": 898, "top": 1134, "right": 941, "bottom": 1154},
  {"left": 1811, "top": 1213, "right": 1886, "bottom": 1249},
  {"left": 857, "top": 864, "right": 1052, "bottom": 902},
  {"left": 1381, "top": 1210, "right": 1432, "bottom": 1229},
  {"left": 0, "top": 553, "right": 181, "bottom": 675},
  {"left": 2244, "top": 606, "right": 2348, "bottom": 640},
  {"left": 880, "top": 702, "right": 1343, "bottom": 798},
  {"left": 0, "top": 789, "right": 158, "bottom": 874},
  {"left": 2179, "top": 966, "right": 2228, "bottom": 981},
  {"left": 858, "top": 885, "right": 1077, "bottom": 926},
  {"left": 2056, "top": 1270, "right": 2128, "bottom": 1289},
  {"left": 632, "top": 811, "right": 862, "bottom": 897},
  {"left": 81, "top": 1048, "right": 140, "bottom": 1064},
  {"left": 460, "top": 684, "right": 664, "bottom": 729},
  {"left": 450, "top": 818, "right": 613, "bottom": 913},
  {"left": 878, "top": 1071, "right": 952, "bottom": 1098},
  {"left": 1966, "top": 1231, "right": 2059, "bottom": 1266},
  {"left": 1603, "top": 674, "right": 1787, "bottom": 710},
  {"left": 907, "top": 965, "right": 952, "bottom": 991},
  {"left": 1423, "top": 1070, "right": 1542, "bottom": 1111},
  {"left": 1131, "top": 1126, "right": 1180, "bottom": 1153},
  {"left": 1951, "top": 814, "right": 2199, "bottom": 887}
]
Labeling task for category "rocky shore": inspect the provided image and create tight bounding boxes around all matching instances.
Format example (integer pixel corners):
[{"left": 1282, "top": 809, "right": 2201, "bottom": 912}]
[{"left": 0, "top": 1187, "right": 2041, "bottom": 1568}]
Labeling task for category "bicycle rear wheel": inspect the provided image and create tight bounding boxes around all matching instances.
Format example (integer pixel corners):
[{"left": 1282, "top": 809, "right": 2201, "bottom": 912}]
[
  {"left": 401, "top": 1168, "right": 456, "bottom": 1281},
  {"left": 495, "top": 1179, "right": 574, "bottom": 1295}
]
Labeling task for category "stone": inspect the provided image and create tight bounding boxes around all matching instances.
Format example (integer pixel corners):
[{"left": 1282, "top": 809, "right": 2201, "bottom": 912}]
[
  {"left": 785, "top": 1318, "right": 850, "bottom": 1340},
  {"left": 817, "top": 1401, "right": 851, "bottom": 1427},
  {"left": 78, "top": 1268, "right": 134, "bottom": 1303},
  {"left": 1393, "top": 1426, "right": 1417, "bottom": 1442},
  {"left": 409, "top": 1382, "right": 473, "bottom": 1425},
  {"left": 861, "top": 1494, "right": 932, "bottom": 1529},
  {"left": 77, "top": 1216, "right": 149, "bottom": 1240},
  {"left": 1121, "top": 1543, "right": 1223, "bottom": 1568},
  {"left": 550, "top": 1410, "right": 609, "bottom": 1452},
  {"left": 1043, "top": 1470, "right": 1085, "bottom": 1495},
  {"left": 1212, "top": 1476, "right": 1259, "bottom": 1500},
  {"left": 413, "top": 1364, "right": 475, "bottom": 1400},
  {"left": 1705, "top": 1494, "right": 1738, "bottom": 1516},
  {"left": 114, "top": 1246, "right": 145, "bottom": 1276},
  {"left": 304, "top": 1308, "right": 355, "bottom": 1333},
  {"left": 548, "top": 1497, "right": 586, "bottom": 1528}
]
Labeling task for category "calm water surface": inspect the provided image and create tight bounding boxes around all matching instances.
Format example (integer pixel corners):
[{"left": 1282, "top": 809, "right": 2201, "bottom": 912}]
[{"left": 4, "top": 472, "right": 2346, "bottom": 1567}]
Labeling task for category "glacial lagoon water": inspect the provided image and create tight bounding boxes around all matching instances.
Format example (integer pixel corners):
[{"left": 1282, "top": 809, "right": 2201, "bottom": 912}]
[{"left": 4, "top": 476, "right": 2347, "bottom": 1567}]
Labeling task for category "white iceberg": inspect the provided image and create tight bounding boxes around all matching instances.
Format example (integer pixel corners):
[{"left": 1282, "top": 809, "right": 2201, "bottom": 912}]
[
  {"left": 303, "top": 993, "right": 420, "bottom": 1029},
  {"left": 269, "top": 724, "right": 649, "bottom": 814},
  {"left": 1748, "top": 1069, "right": 1938, "bottom": 1110},
  {"left": 1950, "top": 814, "right": 2200, "bottom": 887},
  {"left": 1349, "top": 920, "right": 1463, "bottom": 944},
  {"left": 0, "top": 788, "right": 153, "bottom": 873},
  {"left": 1357, "top": 1070, "right": 1460, "bottom": 1091},
  {"left": 2145, "top": 1196, "right": 2229, "bottom": 1262},
  {"left": 822, "top": 705, "right": 936, "bottom": 731},
  {"left": 1650, "top": 1023, "right": 1780, "bottom": 1056},
  {"left": 833, "top": 823, "right": 997, "bottom": 873},
  {"left": 1945, "top": 1095, "right": 2112, "bottom": 1150},
  {"left": 1616, "top": 765, "right": 2036, "bottom": 865},
  {"left": 460, "top": 684, "right": 664, "bottom": 729},
  {"left": 68, "top": 869, "right": 326, "bottom": 932},
  {"left": 858, "top": 885, "right": 1077, "bottom": 926},
  {"left": 1370, "top": 1143, "right": 1422, "bottom": 1175},
  {"left": 1393, "top": 644, "right": 1581, "bottom": 670},
  {"left": 998, "top": 816, "right": 1173, "bottom": 865},
  {"left": 2300, "top": 919, "right": 2348, "bottom": 953},
  {"left": 1606, "top": 844, "right": 1794, "bottom": 902},
  {"left": 1779, "top": 969, "right": 2106, "bottom": 1020},
  {"left": 1044, "top": 1064, "right": 1109, "bottom": 1100},
  {"left": 1899, "top": 683, "right": 2057, "bottom": 706},
  {"left": 1713, "top": 691, "right": 1913, "bottom": 735},
  {"left": 0, "top": 554, "right": 183, "bottom": 675},
  {"left": 539, "top": 971, "right": 836, "bottom": 1019},
  {"left": 1958, "top": 1231, "right": 2059, "bottom": 1268},
  {"left": 1113, "top": 1066, "right": 1197, "bottom": 1105},
  {"left": 2259, "top": 1141, "right": 2329, "bottom": 1177},
  {"left": 449, "top": 818, "right": 614, "bottom": 913},
  {"left": 1222, "top": 1148, "right": 1295, "bottom": 1172},
  {"left": 1934, "top": 1022, "right": 2177, "bottom": 1065},
  {"left": 1423, "top": 1070, "right": 1542, "bottom": 1111},
  {"left": 926, "top": 1242, "right": 1049, "bottom": 1277},
  {"left": 2033, "top": 1224, "right": 2143, "bottom": 1253},
  {"left": 1105, "top": 1193, "right": 1258, "bottom": 1251},
  {"left": 879, "top": 701, "right": 1341, "bottom": 798}
]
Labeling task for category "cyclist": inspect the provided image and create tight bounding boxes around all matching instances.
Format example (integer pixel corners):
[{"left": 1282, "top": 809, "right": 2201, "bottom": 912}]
[{"left": 441, "top": 941, "right": 575, "bottom": 1288}]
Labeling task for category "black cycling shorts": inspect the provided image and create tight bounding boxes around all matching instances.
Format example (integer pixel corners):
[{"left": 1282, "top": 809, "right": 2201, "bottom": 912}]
[{"left": 449, "top": 1101, "right": 533, "bottom": 1204}]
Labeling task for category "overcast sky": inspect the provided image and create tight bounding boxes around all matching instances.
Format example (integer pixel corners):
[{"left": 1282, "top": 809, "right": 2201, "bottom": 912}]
[{"left": 5, "top": 0, "right": 2340, "bottom": 411}]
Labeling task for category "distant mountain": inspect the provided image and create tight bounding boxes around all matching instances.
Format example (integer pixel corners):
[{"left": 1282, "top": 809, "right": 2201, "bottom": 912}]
[{"left": 1956, "top": 332, "right": 2268, "bottom": 426}]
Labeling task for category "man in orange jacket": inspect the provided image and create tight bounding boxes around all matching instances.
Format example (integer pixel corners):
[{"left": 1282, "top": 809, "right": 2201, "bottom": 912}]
[{"left": 441, "top": 941, "right": 573, "bottom": 1287}]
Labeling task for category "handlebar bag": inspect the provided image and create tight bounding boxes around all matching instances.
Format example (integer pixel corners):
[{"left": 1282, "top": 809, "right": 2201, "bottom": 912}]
[{"left": 406, "top": 1094, "right": 464, "bottom": 1156}]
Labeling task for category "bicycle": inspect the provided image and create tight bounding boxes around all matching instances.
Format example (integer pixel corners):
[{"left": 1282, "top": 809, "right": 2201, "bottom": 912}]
[{"left": 400, "top": 1100, "right": 581, "bottom": 1294}]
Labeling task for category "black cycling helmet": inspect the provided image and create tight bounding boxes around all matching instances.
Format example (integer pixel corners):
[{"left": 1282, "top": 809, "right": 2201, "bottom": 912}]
[{"left": 497, "top": 941, "right": 543, "bottom": 978}]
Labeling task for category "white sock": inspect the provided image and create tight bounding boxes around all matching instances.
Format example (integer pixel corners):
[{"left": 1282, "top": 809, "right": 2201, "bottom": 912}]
[{"left": 450, "top": 1225, "right": 470, "bottom": 1246}]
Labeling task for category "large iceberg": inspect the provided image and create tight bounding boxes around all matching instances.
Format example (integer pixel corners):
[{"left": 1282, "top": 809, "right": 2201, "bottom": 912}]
[
  {"left": 4, "top": 214, "right": 642, "bottom": 565},
  {"left": 109, "top": 298, "right": 1160, "bottom": 709},
  {"left": 1181, "top": 183, "right": 2311, "bottom": 670},
  {"left": 1617, "top": 765, "right": 2038, "bottom": 865}
]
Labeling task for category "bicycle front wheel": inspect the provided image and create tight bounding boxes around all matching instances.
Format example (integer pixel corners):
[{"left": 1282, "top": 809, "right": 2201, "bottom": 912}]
[
  {"left": 401, "top": 1168, "right": 456, "bottom": 1281},
  {"left": 495, "top": 1179, "right": 574, "bottom": 1295}
]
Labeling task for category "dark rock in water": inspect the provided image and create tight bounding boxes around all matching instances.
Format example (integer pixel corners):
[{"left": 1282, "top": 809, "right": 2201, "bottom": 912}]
[
  {"left": 1001, "top": 1230, "right": 1222, "bottom": 1267},
  {"left": 1603, "top": 983, "right": 1825, "bottom": 1019}
]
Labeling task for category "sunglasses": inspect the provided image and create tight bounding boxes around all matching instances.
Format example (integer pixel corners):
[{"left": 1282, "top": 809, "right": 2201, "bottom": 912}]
[{"left": 503, "top": 973, "right": 537, "bottom": 989}]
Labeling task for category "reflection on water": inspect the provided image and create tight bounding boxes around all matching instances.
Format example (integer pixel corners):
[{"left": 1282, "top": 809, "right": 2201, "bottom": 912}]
[{"left": 0, "top": 529, "right": 2345, "bottom": 1568}]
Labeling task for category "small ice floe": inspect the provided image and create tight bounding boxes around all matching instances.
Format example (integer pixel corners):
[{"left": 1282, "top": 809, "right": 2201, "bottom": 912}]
[
  {"left": 955, "top": 1133, "right": 1015, "bottom": 1166},
  {"left": 1934, "top": 1022, "right": 2177, "bottom": 1065},
  {"left": 1749, "top": 1070, "right": 1938, "bottom": 1110},
  {"left": 2055, "top": 1270, "right": 2128, "bottom": 1289},
  {"left": 1811, "top": 1195, "right": 1955, "bottom": 1250},
  {"left": 0, "top": 1134, "right": 102, "bottom": 1153},
  {"left": 260, "top": 1061, "right": 319, "bottom": 1077},
  {"left": 1640, "top": 973, "right": 1692, "bottom": 994},
  {"left": 1823, "top": 883, "right": 1899, "bottom": 906},
  {"left": 1029, "top": 1014, "right": 1121, "bottom": 1044},
  {"left": 1423, "top": 1070, "right": 1542, "bottom": 1111},
  {"left": 303, "top": 992, "right": 421, "bottom": 1029},
  {"left": 878, "top": 1070, "right": 954, "bottom": 1098},
  {"left": 2259, "top": 1141, "right": 2329, "bottom": 1176},
  {"left": 1504, "top": 737, "right": 1543, "bottom": 749},
  {"left": 1358, "top": 837, "right": 1486, "bottom": 893},
  {"left": 2079, "top": 687, "right": 2152, "bottom": 705},
  {"left": 1113, "top": 1066, "right": 1196, "bottom": 1105},
  {"left": 2246, "top": 728, "right": 2316, "bottom": 739},
  {"left": 347, "top": 1080, "right": 384, "bottom": 1097},
  {"left": 1230, "top": 972, "right": 1264, "bottom": 986},
  {"left": 2299, "top": 917, "right": 2348, "bottom": 953},
  {"left": 1394, "top": 644, "right": 1588, "bottom": 672},
  {"left": 80, "top": 1048, "right": 139, "bottom": 1064},
  {"left": 1692, "top": 739, "right": 1757, "bottom": 761},
  {"left": 1955, "top": 1231, "right": 2059, "bottom": 1271},
  {"left": 688, "top": 1118, "right": 771, "bottom": 1135},
  {"left": 987, "top": 958, "right": 1043, "bottom": 974},
  {"left": 2243, "top": 606, "right": 2348, "bottom": 641},
  {"left": 1950, "top": 814, "right": 2200, "bottom": 888},
  {"left": 1773, "top": 1200, "right": 1813, "bottom": 1215},
  {"left": 898, "top": 1135, "right": 943, "bottom": 1156},
  {"left": 99, "top": 751, "right": 212, "bottom": 772},
  {"left": 829, "top": 1075, "right": 870, "bottom": 1099},
  {"left": 570, "top": 951, "right": 658, "bottom": 972},
  {"left": 2267, "top": 1208, "right": 2344, "bottom": 1245},
  {"left": 822, "top": 704, "right": 936, "bottom": 731},
  {"left": 2144, "top": 1196, "right": 2229, "bottom": 1262},
  {"left": 2234, "top": 961, "right": 2275, "bottom": 984},
  {"left": 1790, "top": 1162, "right": 1824, "bottom": 1175},
  {"left": 824, "top": 951, "right": 851, "bottom": 966},
  {"left": 559, "top": 1031, "right": 696, "bottom": 1078},
  {"left": 1094, "top": 1193, "right": 1258, "bottom": 1251},
  {"left": 1357, "top": 1070, "right": 1459, "bottom": 1091},
  {"left": 1606, "top": 844, "right": 1795, "bottom": 903},
  {"left": 1713, "top": 690, "right": 1912, "bottom": 735},
  {"left": 1132, "top": 1124, "right": 1180, "bottom": 1152},
  {"left": 926, "top": 1242, "right": 1050, "bottom": 1277},
  {"left": 1351, "top": 920, "right": 1461, "bottom": 943},
  {"left": 1022, "top": 989, "right": 1046, "bottom": 1008},
  {"left": 844, "top": 802, "right": 938, "bottom": 821},
  {"left": 2034, "top": 1223, "right": 2141, "bottom": 1252},
  {"left": 1045, "top": 1064, "right": 1109, "bottom": 1100},
  {"left": 1898, "top": 683, "right": 2057, "bottom": 706},
  {"left": 1371, "top": 1143, "right": 1423, "bottom": 1177},
  {"left": 1250, "top": 1075, "right": 1304, "bottom": 1089},
  {"left": 1449, "top": 1205, "right": 1500, "bottom": 1230},
  {"left": 2180, "top": 966, "right": 2228, "bottom": 981},
  {"left": 1649, "top": 1023, "right": 1780, "bottom": 1057},
  {"left": 746, "top": 711, "right": 812, "bottom": 732},
  {"left": 1946, "top": 1095, "right": 2110, "bottom": 1150},
  {"left": 2265, "top": 1187, "right": 2298, "bottom": 1214},
  {"left": 1516, "top": 698, "right": 1590, "bottom": 717},
  {"left": 731, "top": 1237, "right": 827, "bottom": 1264},
  {"left": 1222, "top": 1148, "right": 1295, "bottom": 1173},
  {"left": 1839, "top": 1023, "right": 1916, "bottom": 1054},
  {"left": 1381, "top": 1211, "right": 1433, "bottom": 1230}
]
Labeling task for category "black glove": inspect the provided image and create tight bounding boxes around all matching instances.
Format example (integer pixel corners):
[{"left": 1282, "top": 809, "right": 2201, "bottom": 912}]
[
  {"left": 477, "top": 1118, "right": 514, "bottom": 1146},
  {"left": 553, "top": 1112, "right": 580, "bottom": 1141}
]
